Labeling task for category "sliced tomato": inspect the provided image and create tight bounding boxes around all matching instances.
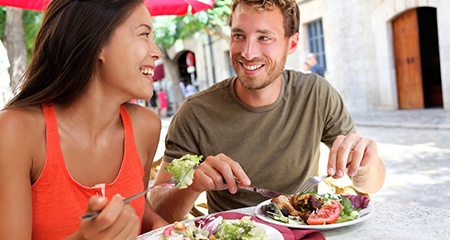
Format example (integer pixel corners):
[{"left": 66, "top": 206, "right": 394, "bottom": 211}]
[
  {"left": 162, "top": 226, "right": 174, "bottom": 237},
  {"left": 162, "top": 222, "right": 187, "bottom": 238},
  {"left": 307, "top": 200, "right": 342, "bottom": 225}
]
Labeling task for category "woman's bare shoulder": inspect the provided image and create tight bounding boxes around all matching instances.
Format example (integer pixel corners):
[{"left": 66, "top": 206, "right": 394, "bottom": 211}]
[
  {"left": 0, "top": 106, "right": 45, "bottom": 141},
  {"left": 123, "top": 103, "right": 161, "bottom": 131},
  {"left": 0, "top": 106, "right": 45, "bottom": 181}
]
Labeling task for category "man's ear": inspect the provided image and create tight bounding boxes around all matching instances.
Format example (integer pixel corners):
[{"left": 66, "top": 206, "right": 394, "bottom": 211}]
[{"left": 288, "top": 33, "right": 299, "bottom": 54}]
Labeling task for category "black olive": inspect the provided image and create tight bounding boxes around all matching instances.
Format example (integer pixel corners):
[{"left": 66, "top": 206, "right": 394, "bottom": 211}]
[{"left": 281, "top": 208, "right": 289, "bottom": 216}]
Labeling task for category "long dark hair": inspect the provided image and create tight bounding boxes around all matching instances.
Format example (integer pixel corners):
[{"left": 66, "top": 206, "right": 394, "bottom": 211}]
[{"left": 5, "top": 0, "right": 143, "bottom": 109}]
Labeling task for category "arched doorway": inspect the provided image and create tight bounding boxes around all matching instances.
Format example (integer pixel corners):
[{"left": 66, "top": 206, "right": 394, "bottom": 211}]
[
  {"left": 392, "top": 7, "right": 442, "bottom": 109},
  {"left": 176, "top": 51, "right": 198, "bottom": 98}
]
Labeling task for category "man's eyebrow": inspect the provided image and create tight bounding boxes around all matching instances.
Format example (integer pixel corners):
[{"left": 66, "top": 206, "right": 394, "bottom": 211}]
[
  {"left": 231, "top": 27, "right": 244, "bottom": 33},
  {"left": 231, "top": 27, "right": 274, "bottom": 35}
]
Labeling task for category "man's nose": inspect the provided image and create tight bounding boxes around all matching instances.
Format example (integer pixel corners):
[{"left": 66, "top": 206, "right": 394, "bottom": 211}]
[{"left": 241, "top": 40, "right": 258, "bottom": 60}]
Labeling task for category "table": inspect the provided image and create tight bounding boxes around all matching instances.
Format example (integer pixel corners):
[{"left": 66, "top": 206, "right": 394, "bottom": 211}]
[{"left": 139, "top": 202, "right": 450, "bottom": 239}]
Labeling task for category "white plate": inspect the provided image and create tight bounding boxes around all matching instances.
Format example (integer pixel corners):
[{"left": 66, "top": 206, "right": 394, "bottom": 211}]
[
  {"left": 254, "top": 199, "right": 374, "bottom": 230},
  {"left": 138, "top": 220, "right": 283, "bottom": 240}
]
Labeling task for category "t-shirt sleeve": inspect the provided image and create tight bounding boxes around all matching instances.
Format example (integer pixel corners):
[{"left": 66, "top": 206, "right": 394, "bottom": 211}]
[
  {"left": 318, "top": 78, "right": 356, "bottom": 147},
  {"left": 163, "top": 100, "right": 201, "bottom": 163}
]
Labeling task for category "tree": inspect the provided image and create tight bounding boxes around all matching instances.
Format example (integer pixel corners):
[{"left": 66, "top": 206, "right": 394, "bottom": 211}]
[
  {"left": 3, "top": 7, "right": 26, "bottom": 91},
  {"left": 152, "top": 0, "right": 232, "bottom": 109},
  {"left": 154, "top": 0, "right": 231, "bottom": 50},
  {"left": 0, "top": 7, "right": 42, "bottom": 91}
]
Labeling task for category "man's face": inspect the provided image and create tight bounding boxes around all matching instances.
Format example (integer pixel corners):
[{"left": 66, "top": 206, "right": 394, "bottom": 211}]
[
  {"left": 229, "top": 4, "right": 298, "bottom": 90},
  {"left": 306, "top": 54, "right": 317, "bottom": 66}
]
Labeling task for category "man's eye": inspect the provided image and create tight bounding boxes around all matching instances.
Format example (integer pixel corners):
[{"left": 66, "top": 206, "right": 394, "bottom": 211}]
[
  {"left": 232, "top": 34, "right": 244, "bottom": 39},
  {"left": 259, "top": 36, "right": 270, "bottom": 41}
]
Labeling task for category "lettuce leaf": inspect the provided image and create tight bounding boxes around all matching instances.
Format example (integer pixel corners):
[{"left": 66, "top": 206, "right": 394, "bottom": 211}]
[{"left": 165, "top": 154, "right": 203, "bottom": 189}]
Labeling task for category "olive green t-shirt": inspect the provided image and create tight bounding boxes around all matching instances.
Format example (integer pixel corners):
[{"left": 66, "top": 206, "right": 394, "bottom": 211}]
[{"left": 163, "top": 70, "right": 355, "bottom": 213}]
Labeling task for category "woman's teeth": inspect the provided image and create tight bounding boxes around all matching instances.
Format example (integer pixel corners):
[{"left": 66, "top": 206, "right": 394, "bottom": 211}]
[{"left": 141, "top": 68, "right": 154, "bottom": 76}]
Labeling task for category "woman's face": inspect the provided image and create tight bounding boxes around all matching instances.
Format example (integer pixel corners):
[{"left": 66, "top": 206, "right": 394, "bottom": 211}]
[{"left": 97, "top": 4, "right": 162, "bottom": 102}]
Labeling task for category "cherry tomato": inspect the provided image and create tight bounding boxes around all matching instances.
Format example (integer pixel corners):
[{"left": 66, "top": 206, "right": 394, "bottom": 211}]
[{"left": 307, "top": 200, "right": 342, "bottom": 225}]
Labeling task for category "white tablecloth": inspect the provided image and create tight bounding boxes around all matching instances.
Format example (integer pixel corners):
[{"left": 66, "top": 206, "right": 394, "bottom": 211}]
[{"left": 139, "top": 202, "right": 450, "bottom": 240}]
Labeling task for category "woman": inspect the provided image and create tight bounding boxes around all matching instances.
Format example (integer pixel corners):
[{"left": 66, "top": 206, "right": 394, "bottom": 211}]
[
  {"left": 0, "top": 0, "right": 168, "bottom": 239},
  {"left": 157, "top": 88, "right": 168, "bottom": 118}
]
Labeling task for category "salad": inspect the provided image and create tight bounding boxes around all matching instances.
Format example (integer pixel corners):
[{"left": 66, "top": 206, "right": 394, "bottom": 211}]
[
  {"left": 261, "top": 192, "right": 370, "bottom": 225},
  {"left": 161, "top": 216, "right": 267, "bottom": 240},
  {"left": 165, "top": 154, "right": 203, "bottom": 189}
]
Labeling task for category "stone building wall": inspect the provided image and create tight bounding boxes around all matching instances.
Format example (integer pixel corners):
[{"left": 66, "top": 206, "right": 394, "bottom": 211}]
[{"left": 173, "top": 0, "right": 450, "bottom": 112}]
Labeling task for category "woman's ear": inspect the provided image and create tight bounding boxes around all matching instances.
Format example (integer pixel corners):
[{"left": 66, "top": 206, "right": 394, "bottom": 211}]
[{"left": 98, "top": 48, "right": 106, "bottom": 62}]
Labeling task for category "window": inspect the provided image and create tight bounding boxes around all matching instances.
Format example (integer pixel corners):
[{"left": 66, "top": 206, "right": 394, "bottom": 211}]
[
  {"left": 307, "top": 19, "right": 326, "bottom": 69},
  {"left": 226, "top": 50, "right": 235, "bottom": 77}
]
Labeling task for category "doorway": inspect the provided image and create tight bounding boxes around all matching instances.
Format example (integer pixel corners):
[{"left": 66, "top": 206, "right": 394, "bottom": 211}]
[{"left": 392, "top": 7, "right": 442, "bottom": 109}]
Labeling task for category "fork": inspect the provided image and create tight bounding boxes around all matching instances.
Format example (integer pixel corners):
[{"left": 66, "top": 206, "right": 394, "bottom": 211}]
[
  {"left": 80, "top": 166, "right": 194, "bottom": 220},
  {"left": 79, "top": 182, "right": 176, "bottom": 220},
  {"left": 297, "top": 175, "right": 330, "bottom": 193}
]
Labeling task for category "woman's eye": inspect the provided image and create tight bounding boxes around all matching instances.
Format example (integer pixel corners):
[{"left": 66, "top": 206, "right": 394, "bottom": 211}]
[{"left": 141, "top": 32, "right": 150, "bottom": 38}]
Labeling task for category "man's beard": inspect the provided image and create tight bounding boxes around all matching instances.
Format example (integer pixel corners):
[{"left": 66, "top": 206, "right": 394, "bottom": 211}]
[{"left": 231, "top": 55, "right": 287, "bottom": 90}]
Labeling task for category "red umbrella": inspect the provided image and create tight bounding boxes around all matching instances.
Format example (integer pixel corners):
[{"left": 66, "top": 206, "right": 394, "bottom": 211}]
[
  {"left": 148, "top": 0, "right": 214, "bottom": 16},
  {"left": 0, "top": 0, "right": 215, "bottom": 16}
]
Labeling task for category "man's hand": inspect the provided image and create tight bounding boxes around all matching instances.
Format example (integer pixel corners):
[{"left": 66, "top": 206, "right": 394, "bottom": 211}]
[
  {"left": 328, "top": 133, "right": 379, "bottom": 178},
  {"left": 327, "top": 132, "right": 385, "bottom": 193},
  {"left": 190, "top": 153, "right": 251, "bottom": 194}
]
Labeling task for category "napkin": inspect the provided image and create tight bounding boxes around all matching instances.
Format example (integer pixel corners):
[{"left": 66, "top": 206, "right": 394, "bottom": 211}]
[{"left": 215, "top": 212, "right": 325, "bottom": 240}]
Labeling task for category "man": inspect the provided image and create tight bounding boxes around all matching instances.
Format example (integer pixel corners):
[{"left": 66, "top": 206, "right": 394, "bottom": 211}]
[
  {"left": 150, "top": 0, "right": 385, "bottom": 223},
  {"left": 306, "top": 52, "right": 326, "bottom": 77}
]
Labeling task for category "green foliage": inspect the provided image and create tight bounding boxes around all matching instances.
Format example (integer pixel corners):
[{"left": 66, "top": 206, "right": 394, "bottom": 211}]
[
  {"left": 0, "top": 7, "right": 42, "bottom": 63},
  {"left": 23, "top": 11, "right": 43, "bottom": 62},
  {"left": 0, "top": 7, "right": 6, "bottom": 38},
  {"left": 153, "top": 0, "right": 232, "bottom": 52},
  {"left": 0, "top": 0, "right": 232, "bottom": 60}
]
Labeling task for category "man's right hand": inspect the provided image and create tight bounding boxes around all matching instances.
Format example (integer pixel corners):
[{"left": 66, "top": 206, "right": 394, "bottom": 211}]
[{"left": 189, "top": 153, "right": 251, "bottom": 194}]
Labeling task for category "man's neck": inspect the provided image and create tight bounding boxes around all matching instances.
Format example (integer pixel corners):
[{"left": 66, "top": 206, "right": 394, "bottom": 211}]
[{"left": 234, "top": 77, "right": 282, "bottom": 107}]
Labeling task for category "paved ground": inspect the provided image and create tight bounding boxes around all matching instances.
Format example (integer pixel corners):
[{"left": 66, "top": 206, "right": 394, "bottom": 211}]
[
  {"left": 352, "top": 109, "right": 450, "bottom": 210},
  {"left": 157, "top": 108, "right": 450, "bottom": 210}
]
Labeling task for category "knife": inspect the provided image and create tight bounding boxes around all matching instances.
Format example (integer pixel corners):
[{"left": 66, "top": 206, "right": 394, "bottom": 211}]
[{"left": 235, "top": 178, "right": 282, "bottom": 198}]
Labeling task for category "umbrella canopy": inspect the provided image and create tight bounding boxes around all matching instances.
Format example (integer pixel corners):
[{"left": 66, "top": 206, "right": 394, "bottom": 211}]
[{"left": 0, "top": 0, "right": 215, "bottom": 16}]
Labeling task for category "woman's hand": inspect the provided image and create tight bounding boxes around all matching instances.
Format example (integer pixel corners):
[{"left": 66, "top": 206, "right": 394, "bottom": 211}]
[{"left": 71, "top": 194, "right": 140, "bottom": 240}]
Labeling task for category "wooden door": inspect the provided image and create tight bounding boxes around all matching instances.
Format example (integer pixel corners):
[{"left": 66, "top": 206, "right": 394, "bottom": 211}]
[{"left": 393, "top": 9, "right": 424, "bottom": 109}]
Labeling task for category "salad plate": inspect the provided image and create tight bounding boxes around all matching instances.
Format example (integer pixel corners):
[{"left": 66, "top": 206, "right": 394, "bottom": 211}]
[
  {"left": 254, "top": 199, "right": 375, "bottom": 230},
  {"left": 138, "top": 220, "right": 283, "bottom": 239}
]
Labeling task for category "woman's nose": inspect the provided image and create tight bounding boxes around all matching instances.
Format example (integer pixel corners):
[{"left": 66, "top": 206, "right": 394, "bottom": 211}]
[{"left": 150, "top": 41, "right": 162, "bottom": 60}]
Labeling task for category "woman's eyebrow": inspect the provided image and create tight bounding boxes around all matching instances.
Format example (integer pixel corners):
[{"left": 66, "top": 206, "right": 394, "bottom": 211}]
[{"left": 136, "top": 24, "right": 152, "bottom": 31}]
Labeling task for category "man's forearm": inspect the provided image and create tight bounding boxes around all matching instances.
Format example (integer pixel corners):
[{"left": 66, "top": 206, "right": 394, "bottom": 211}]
[{"left": 150, "top": 187, "right": 202, "bottom": 223}]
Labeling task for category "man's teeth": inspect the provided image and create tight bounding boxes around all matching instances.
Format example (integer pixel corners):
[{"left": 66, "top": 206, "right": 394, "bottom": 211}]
[
  {"left": 243, "top": 64, "right": 262, "bottom": 71},
  {"left": 141, "top": 68, "right": 154, "bottom": 76}
]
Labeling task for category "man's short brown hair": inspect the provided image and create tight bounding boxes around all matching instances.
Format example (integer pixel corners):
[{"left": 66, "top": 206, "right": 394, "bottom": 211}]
[{"left": 230, "top": 0, "right": 300, "bottom": 38}]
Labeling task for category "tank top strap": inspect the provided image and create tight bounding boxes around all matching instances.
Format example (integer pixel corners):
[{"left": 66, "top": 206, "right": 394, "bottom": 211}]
[
  {"left": 41, "top": 103, "right": 65, "bottom": 169},
  {"left": 119, "top": 104, "right": 144, "bottom": 177}
]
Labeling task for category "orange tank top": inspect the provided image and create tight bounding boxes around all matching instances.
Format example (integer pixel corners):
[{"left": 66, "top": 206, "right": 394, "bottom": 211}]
[{"left": 32, "top": 103, "right": 145, "bottom": 239}]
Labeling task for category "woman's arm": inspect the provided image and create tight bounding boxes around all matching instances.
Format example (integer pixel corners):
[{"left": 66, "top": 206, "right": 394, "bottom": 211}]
[{"left": 0, "top": 110, "right": 39, "bottom": 239}]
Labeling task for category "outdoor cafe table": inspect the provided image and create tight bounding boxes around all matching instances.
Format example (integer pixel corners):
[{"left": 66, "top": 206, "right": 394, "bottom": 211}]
[{"left": 138, "top": 201, "right": 450, "bottom": 239}]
